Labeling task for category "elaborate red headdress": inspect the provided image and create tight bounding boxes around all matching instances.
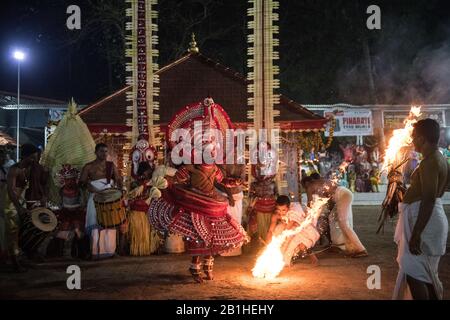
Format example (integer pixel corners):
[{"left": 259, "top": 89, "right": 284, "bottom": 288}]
[
  {"left": 166, "top": 97, "right": 234, "bottom": 163},
  {"left": 56, "top": 164, "right": 80, "bottom": 185}
]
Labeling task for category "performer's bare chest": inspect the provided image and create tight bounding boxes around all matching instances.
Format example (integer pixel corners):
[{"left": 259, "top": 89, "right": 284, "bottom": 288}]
[{"left": 88, "top": 163, "right": 108, "bottom": 181}]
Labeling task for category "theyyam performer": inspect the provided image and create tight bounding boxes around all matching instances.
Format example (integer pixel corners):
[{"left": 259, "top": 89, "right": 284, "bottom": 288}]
[
  {"left": 247, "top": 144, "right": 278, "bottom": 244},
  {"left": 148, "top": 98, "right": 248, "bottom": 283},
  {"left": 127, "top": 135, "right": 174, "bottom": 256}
]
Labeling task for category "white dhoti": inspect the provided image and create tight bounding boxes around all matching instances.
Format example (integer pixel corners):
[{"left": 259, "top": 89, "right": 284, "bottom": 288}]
[
  {"left": 274, "top": 202, "right": 320, "bottom": 265},
  {"left": 393, "top": 199, "right": 448, "bottom": 300},
  {"left": 330, "top": 186, "right": 366, "bottom": 253},
  {"left": 221, "top": 191, "right": 244, "bottom": 256},
  {"left": 85, "top": 179, "right": 113, "bottom": 233},
  {"left": 85, "top": 179, "right": 116, "bottom": 258}
]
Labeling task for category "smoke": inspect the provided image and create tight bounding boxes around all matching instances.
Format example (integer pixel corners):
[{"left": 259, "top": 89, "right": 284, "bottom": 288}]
[
  {"left": 413, "top": 40, "right": 450, "bottom": 103},
  {"left": 336, "top": 13, "right": 450, "bottom": 105}
]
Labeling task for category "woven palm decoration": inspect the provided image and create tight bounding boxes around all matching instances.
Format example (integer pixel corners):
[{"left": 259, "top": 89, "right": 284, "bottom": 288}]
[
  {"left": 247, "top": 0, "right": 286, "bottom": 192},
  {"left": 125, "top": 0, "right": 160, "bottom": 159},
  {"left": 40, "top": 98, "right": 96, "bottom": 205}
]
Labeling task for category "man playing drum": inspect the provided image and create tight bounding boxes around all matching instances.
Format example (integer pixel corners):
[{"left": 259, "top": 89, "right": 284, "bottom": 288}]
[
  {"left": 5, "top": 144, "right": 41, "bottom": 272},
  {"left": 24, "top": 149, "right": 49, "bottom": 210},
  {"left": 79, "top": 143, "right": 124, "bottom": 258}
]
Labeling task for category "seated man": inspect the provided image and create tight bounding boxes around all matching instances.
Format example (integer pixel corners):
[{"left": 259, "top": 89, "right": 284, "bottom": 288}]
[{"left": 266, "top": 195, "right": 320, "bottom": 266}]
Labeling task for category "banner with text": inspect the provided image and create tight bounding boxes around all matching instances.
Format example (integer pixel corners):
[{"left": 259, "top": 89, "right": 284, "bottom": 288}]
[
  {"left": 383, "top": 110, "right": 445, "bottom": 130},
  {"left": 325, "top": 109, "right": 373, "bottom": 136}
]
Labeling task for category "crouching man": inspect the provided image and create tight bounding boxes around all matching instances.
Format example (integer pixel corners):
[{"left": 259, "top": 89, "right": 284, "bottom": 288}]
[{"left": 266, "top": 195, "right": 320, "bottom": 266}]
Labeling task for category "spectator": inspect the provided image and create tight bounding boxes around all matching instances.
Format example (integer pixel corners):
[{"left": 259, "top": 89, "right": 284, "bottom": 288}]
[
  {"left": 443, "top": 144, "right": 450, "bottom": 165},
  {"left": 355, "top": 174, "right": 365, "bottom": 192},
  {"left": 370, "top": 168, "right": 380, "bottom": 192},
  {"left": 348, "top": 169, "right": 356, "bottom": 193}
]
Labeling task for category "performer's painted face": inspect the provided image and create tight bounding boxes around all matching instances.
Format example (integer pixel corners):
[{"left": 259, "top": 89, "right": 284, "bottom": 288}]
[{"left": 131, "top": 139, "right": 156, "bottom": 178}]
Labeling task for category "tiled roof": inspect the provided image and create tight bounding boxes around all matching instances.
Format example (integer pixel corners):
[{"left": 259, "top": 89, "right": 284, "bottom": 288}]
[
  {"left": 79, "top": 52, "right": 327, "bottom": 131},
  {"left": 0, "top": 91, "right": 65, "bottom": 106}
]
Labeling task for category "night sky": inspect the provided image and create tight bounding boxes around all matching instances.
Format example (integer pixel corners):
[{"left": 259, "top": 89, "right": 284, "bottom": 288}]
[{"left": 0, "top": 0, "right": 449, "bottom": 105}]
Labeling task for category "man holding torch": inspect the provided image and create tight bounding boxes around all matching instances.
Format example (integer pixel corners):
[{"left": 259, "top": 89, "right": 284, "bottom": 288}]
[{"left": 393, "top": 119, "right": 449, "bottom": 300}]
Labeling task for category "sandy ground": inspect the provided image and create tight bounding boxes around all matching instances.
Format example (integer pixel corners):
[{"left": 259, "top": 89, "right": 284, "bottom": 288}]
[{"left": 0, "top": 206, "right": 449, "bottom": 300}]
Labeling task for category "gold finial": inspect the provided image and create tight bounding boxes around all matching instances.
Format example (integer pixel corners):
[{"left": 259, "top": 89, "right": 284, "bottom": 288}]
[
  {"left": 188, "top": 33, "right": 199, "bottom": 53},
  {"left": 68, "top": 97, "right": 77, "bottom": 116}
]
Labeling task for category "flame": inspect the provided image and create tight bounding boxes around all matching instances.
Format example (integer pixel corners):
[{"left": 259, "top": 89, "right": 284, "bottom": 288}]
[
  {"left": 381, "top": 106, "right": 422, "bottom": 173},
  {"left": 252, "top": 197, "right": 329, "bottom": 279},
  {"left": 410, "top": 106, "right": 421, "bottom": 117}
]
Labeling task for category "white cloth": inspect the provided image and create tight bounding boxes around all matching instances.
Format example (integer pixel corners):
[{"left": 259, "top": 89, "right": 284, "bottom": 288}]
[
  {"left": 85, "top": 179, "right": 116, "bottom": 259},
  {"left": 91, "top": 228, "right": 117, "bottom": 259},
  {"left": 330, "top": 186, "right": 366, "bottom": 253},
  {"left": 393, "top": 199, "right": 448, "bottom": 300},
  {"left": 221, "top": 191, "right": 244, "bottom": 256},
  {"left": 85, "top": 179, "right": 113, "bottom": 232},
  {"left": 274, "top": 202, "right": 320, "bottom": 265},
  {"left": 285, "top": 202, "right": 307, "bottom": 224}
]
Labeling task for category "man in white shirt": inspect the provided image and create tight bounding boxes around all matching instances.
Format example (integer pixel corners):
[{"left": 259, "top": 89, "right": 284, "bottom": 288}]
[{"left": 266, "top": 195, "right": 320, "bottom": 266}]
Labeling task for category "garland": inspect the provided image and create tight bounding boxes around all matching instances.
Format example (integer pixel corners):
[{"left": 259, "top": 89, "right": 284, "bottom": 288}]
[{"left": 283, "top": 116, "right": 335, "bottom": 153}]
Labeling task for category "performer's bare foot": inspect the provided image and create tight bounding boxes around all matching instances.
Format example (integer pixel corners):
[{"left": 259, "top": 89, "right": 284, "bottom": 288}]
[
  {"left": 204, "top": 270, "right": 214, "bottom": 281},
  {"left": 351, "top": 250, "right": 368, "bottom": 258},
  {"left": 344, "top": 250, "right": 368, "bottom": 258},
  {"left": 190, "top": 256, "right": 204, "bottom": 283},
  {"left": 309, "top": 253, "right": 319, "bottom": 266},
  {"left": 189, "top": 268, "right": 204, "bottom": 283}
]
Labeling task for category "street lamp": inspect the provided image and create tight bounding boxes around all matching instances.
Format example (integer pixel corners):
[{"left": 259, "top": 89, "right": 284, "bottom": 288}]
[{"left": 13, "top": 50, "right": 25, "bottom": 161}]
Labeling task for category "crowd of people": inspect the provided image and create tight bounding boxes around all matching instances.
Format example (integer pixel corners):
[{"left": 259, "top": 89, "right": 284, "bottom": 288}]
[
  {"left": 0, "top": 98, "right": 370, "bottom": 279},
  {"left": 0, "top": 110, "right": 448, "bottom": 300},
  {"left": 301, "top": 143, "right": 383, "bottom": 193}
]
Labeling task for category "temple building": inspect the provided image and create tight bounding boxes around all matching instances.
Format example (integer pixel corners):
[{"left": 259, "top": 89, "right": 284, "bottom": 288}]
[{"left": 79, "top": 43, "right": 328, "bottom": 199}]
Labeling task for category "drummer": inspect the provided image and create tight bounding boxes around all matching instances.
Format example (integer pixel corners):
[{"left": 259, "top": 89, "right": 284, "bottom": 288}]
[
  {"left": 24, "top": 148, "right": 49, "bottom": 210},
  {"left": 5, "top": 144, "right": 41, "bottom": 272},
  {"left": 79, "top": 143, "right": 124, "bottom": 257}
]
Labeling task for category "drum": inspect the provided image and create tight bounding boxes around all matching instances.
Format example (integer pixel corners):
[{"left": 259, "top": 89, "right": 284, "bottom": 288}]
[
  {"left": 94, "top": 189, "right": 126, "bottom": 228},
  {"left": 164, "top": 233, "right": 185, "bottom": 253},
  {"left": 19, "top": 207, "right": 58, "bottom": 253}
]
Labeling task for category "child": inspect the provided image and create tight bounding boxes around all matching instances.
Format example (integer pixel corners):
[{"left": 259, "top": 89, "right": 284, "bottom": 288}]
[{"left": 370, "top": 168, "right": 380, "bottom": 192}]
